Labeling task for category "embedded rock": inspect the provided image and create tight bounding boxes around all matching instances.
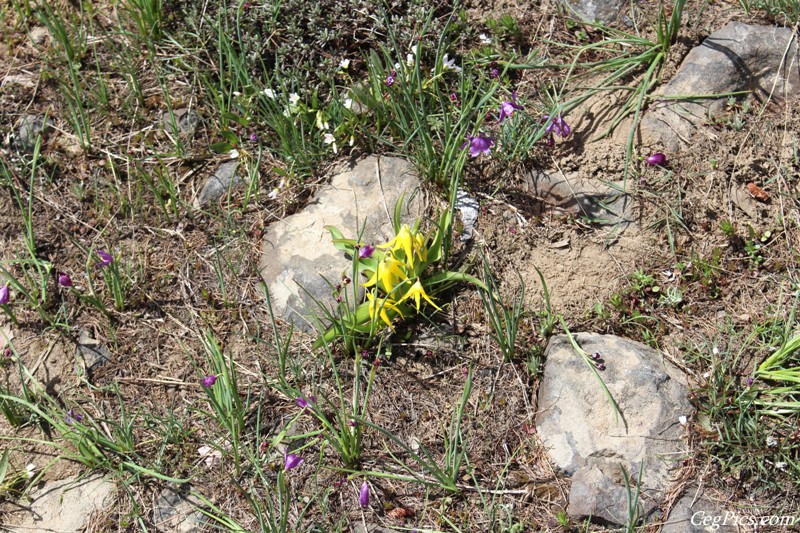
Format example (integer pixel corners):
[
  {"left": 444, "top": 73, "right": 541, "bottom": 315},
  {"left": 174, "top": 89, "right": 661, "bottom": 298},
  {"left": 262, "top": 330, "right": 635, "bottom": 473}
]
[
  {"left": 535, "top": 333, "right": 691, "bottom": 526},
  {"left": 75, "top": 329, "right": 112, "bottom": 379},
  {"left": 662, "top": 490, "right": 736, "bottom": 533},
  {"left": 524, "top": 169, "right": 634, "bottom": 227},
  {"left": 15, "top": 114, "right": 54, "bottom": 153},
  {"left": 195, "top": 160, "right": 245, "bottom": 207},
  {"left": 641, "top": 22, "right": 800, "bottom": 151},
  {"left": 3, "top": 475, "right": 115, "bottom": 532},
  {"left": 161, "top": 108, "right": 201, "bottom": 137},
  {"left": 152, "top": 486, "right": 207, "bottom": 532},
  {"left": 562, "top": 0, "right": 626, "bottom": 24},
  {"left": 259, "top": 156, "right": 424, "bottom": 331}
]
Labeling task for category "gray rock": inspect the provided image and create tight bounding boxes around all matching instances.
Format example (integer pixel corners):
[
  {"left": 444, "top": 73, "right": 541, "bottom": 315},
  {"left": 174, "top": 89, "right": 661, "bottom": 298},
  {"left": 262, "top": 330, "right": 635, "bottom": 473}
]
[
  {"left": 354, "top": 523, "right": 404, "bottom": 533},
  {"left": 524, "top": 169, "right": 633, "bottom": 227},
  {"left": 535, "top": 333, "right": 691, "bottom": 526},
  {"left": 567, "top": 463, "right": 659, "bottom": 526},
  {"left": 75, "top": 329, "right": 112, "bottom": 377},
  {"left": 641, "top": 22, "right": 800, "bottom": 152},
  {"left": 195, "top": 160, "right": 245, "bottom": 207},
  {"left": 29, "top": 26, "right": 49, "bottom": 46},
  {"left": 259, "top": 156, "right": 425, "bottom": 331},
  {"left": 15, "top": 114, "right": 54, "bottom": 153},
  {"left": 563, "top": 0, "right": 626, "bottom": 24},
  {"left": 662, "top": 490, "right": 737, "bottom": 533},
  {"left": 152, "top": 486, "right": 206, "bottom": 533},
  {"left": 162, "top": 108, "right": 201, "bottom": 137},
  {"left": 3, "top": 475, "right": 114, "bottom": 532}
]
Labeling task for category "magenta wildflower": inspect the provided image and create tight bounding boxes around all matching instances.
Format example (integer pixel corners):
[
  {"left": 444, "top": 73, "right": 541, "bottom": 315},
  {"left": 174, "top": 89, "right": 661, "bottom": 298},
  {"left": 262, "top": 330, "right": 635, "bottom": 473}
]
[
  {"left": 488, "top": 62, "right": 500, "bottom": 79},
  {"left": 359, "top": 481, "right": 370, "bottom": 508},
  {"left": 385, "top": 70, "right": 396, "bottom": 87},
  {"left": 249, "top": 132, "right": 258, "bottom": 142},
  {"left": 645, "top": 152, "right": 667, "bottom": 166},
  {"left": 358, "top": 244, "right": 375, "bottom": 259},
  {"left": 57, "top": 272, "right": 73, "bottom": 287},
  {"left": 498, "top": 91, "right": 524, "bottom": 124},
  {"left": 0, "top": 285, "right": 9, "bottom": 305},
  {"left": 460, "top": 134, "right": 495, "bottom": 158},
  {"left": 296, "top": 395, "right": 316, "bottom": 410},
  {"left": 66, "top": 408, "right": 83, "bottom": 425},
  {"left": 201, "top": 375, "right": 217, "bottom": 388},
  {"left": 96, "top": 250, "right": 113, "bottom": 268},
  {"left": 545, "top": 115, "right": 571, "bottom": 138},
  {"left": 284, "top": 450, "right": 304, "bottom": 471},
  {"left": 747, "top": 377, "right": 754, "bottom": 387},
  {"left": 449, "top": 92, "right": 458, "bottom": 102}
]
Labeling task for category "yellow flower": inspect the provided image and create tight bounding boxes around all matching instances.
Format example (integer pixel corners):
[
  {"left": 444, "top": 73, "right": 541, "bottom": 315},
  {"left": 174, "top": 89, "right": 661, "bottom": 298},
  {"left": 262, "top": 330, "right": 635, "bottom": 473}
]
[
  {"left": 379, "top": 225, "right": 425, "bottom": 268},
  {"left": 366, "top": 291, "right": 404, "bottom": 330},
  {"left": 397, "top": 280, "right": 441, "bottom": 313},
  {"left": 362, "top": 256, "right": 408, "bottom": 293}
]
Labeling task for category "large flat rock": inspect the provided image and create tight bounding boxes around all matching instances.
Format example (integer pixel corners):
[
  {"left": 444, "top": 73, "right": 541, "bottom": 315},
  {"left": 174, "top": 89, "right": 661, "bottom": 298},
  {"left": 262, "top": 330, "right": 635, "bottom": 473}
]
[
  {"left": 536, "top": 333, "right": 691, "bottom": 525},
  {"left": 641, "top": 22, "right": 800, "bottom": 151},
  {"left": 259, "top": 156, "right": 424, "bottom": 331}
]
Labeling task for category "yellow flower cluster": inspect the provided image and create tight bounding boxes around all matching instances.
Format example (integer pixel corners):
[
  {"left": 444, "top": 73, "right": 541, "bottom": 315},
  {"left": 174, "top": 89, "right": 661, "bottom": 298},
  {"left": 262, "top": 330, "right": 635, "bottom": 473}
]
[{"left": 363, "top": 225, "right": 440, "bottom": 329}]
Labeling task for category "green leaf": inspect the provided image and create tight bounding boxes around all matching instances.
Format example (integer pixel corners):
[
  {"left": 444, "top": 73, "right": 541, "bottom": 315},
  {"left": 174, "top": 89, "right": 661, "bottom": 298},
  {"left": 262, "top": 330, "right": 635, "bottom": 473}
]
[
  {"left": 221, "top": 112, "right": 249, "bottom": 127},
  {"left": 209, "top": 142, "right": 234, "bottom": 154}
]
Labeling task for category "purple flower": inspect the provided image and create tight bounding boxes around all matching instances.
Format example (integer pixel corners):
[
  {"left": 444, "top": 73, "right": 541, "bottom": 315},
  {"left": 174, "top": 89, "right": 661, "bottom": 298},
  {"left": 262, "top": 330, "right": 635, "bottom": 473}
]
[
  {"left": 359, "top": 480, "right": 370, "bottom": 508},
  {"left": 545, "top": 115, "right": 571, "bottom": 139},
  {"left": 358, "top": 244, "right": 375, "bottom": 259},
  {"left": 0, "top": 285, "right": 9, "bottom": 305},
  {"left": 284, "top": 450, "right": 304, "bottom": 471},
  {"left": 449, "top": 93, "right": 458, "bottom": 102},
  {"left": 296, "top": 395, "right": 316, "bottom": 410},
  {"left": 201, "top": 375, "right": 218, "bottom": 388},
  {"left": 591, "top": 352, "right": 601, "bottom": 361},
  {"left": 645, "top": 152, "right": 667, "bottom": 166},
  {"left": 66, "top": 408, "right": 83, "bottom": 425},
  {"left": 57, "top": 272, "right": 73, "bottom": 287},
  {"left": 747, "top": 377, "right": 754, "bottom": 387},
  {"left": 385, "top": 70, "right": 396, "bottom": 87},
  {"left": 498, "top": 91, "right": 524, "bottom": 124},
  {"left": 488, "top": 62, "right": 500, "bottom": 79},
  {"left": 460, "top": 134, "right": 495, "bottom": 158},
  {"left": 96, "top": 250, "right": 113, "bottom": 268},
  {"left": 249, "top": 132, "right": 258, "bottom": 143},
  {"left": 597, "top": 363, "right": 606, "bottom": 371}
]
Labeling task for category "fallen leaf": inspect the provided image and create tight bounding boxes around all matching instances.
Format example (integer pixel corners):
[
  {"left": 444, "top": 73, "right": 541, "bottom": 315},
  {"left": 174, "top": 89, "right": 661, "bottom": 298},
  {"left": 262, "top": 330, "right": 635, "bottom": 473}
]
[
  {"left": 387, "top": 507, "right": 415, "bottom": 519},
  {"left": 746, "top": 182, "right": 769, "bottom": 202}
]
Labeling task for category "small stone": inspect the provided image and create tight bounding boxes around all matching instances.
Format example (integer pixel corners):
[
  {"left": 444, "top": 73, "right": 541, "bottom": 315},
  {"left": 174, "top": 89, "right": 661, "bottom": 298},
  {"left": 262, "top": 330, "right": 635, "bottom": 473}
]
[
  {"left": 75, "top": 329, "right": 112, "bottom": 378},
  {"left": 29, "top": 26, "right": 49, "bottom": 45},
  {"left": 195, "top": 161, "right": 245, "bottom": 207},
  {"left": 161, "top": 108, "right": 201, "bottom": 137},
  {"left": 562, "top": 0, "right": 625, "bottom": 24},
  {"left": 15, "top": 115, "right": 54, "bottom": 153},
  {"left": 153, "top": 486, "right": 207, "bottom": 532}
]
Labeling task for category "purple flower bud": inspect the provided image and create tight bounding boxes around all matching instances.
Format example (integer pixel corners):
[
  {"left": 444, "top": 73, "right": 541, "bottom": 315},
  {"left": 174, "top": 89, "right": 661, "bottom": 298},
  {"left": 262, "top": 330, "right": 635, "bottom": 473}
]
[
  {"left": 348, "top": 419, "right": 357, "bottom": 427},
  {"left": 296, "top": 395, "right": 316, "bottom": 410},
  {"left": 645, "top": 153, "right": 667, "bottom": 166},
  {"left": 249, "top": 132, "right": 258, "bottom": 142},
  {"left": 358, "top": 244, "right": 375, "bottom": 259},
  {"left": 284, "top": 451, "right": 304, "bottom": 471},
  {"left": 597, "top": 363, "right": 606, "bottom": 371},
  {"left": 592, "top": 352, "right": 601, "bottom": 360},
  {"left": 0, "top": 285, "right": 9, "bottom": 305},
  {"left": 66, "top": 408, "right": 83, "bottom": 425},
  {"left": 449, "top": 93, "right": 458, "bottom": 102},
  {"left": 342, "top": 276, "right": 351, "bottom": 285},
  {"left": 57, "top": 272, "right": 73, "bottom": 287},
  {"left": 385, "top": 71, "right": 396, "bottom": 87},
  {"left": 359, "top": 481, "right": 370, "bottom": 508},
  {"left": 201, "top": 375, "right": 217, "bottom": 387},
  {"left": 747, "top": 377, "right": 754, "bottom": 387},
  {"left": 96, "top": 250, "right": 113, "bottom": 268}
]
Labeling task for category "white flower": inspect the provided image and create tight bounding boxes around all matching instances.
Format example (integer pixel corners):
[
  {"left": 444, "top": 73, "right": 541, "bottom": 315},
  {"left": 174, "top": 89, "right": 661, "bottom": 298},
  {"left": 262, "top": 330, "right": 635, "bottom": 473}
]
[
  {"left": 776, "top": 462, "right": 788, "bottom": 471},
  {"left": 289, "top": 93, "right": 300, "bottom": 105},
  {"left": 232, "top": 91, "right": 241, "bottom": 97},
  {"left": 263, "top": 88, "right": 276, "bottom": 99},
  {"left": 228, "top": 149, "right": 239, "bottom": 159},
  {"left": 323, "top": 133, "right": 338, "bottom": 154},
  {"left": 406, "top": 53, "right": 415, "bottom": 66},
  {"left": 268, "top": 189, "right": 279, "bottom": 199},
  {"left": 340, "top": 58, "right": 350, "bottom": 69},
  {"left": 442, "top": 54, "right": 462, "bottom": 73},
  {"left": 349, "top": 136, "right": 354, "bottom": 147},
  {"left": 411, "top": 44, "right": 418, "bottom": 56},
  {"left": 767, "top": 436, "right": 778, "bottom": 447},
  {"left": 394, "top": 62, "right": 401, "bottom": 70},
  {"left": 712, "top": 346, "right": 719, "bottom": 355},
  {"left": 282, "top": 108, "right": 291, "bottom": 117},
  {"left": 26, "top": 464, "right": 35, "bottom": 478},
  {"left": 343, "top": 98, "right": 353, "bottom": 110},
  {"left": 678, "top": 416, "right": 688, "bottom": 426},
  {"left": 198, "top": 445, "right": 222, "bottom": 468},
  {"left": 479, "top": 33, "right": 491, "bottom": 45}
]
